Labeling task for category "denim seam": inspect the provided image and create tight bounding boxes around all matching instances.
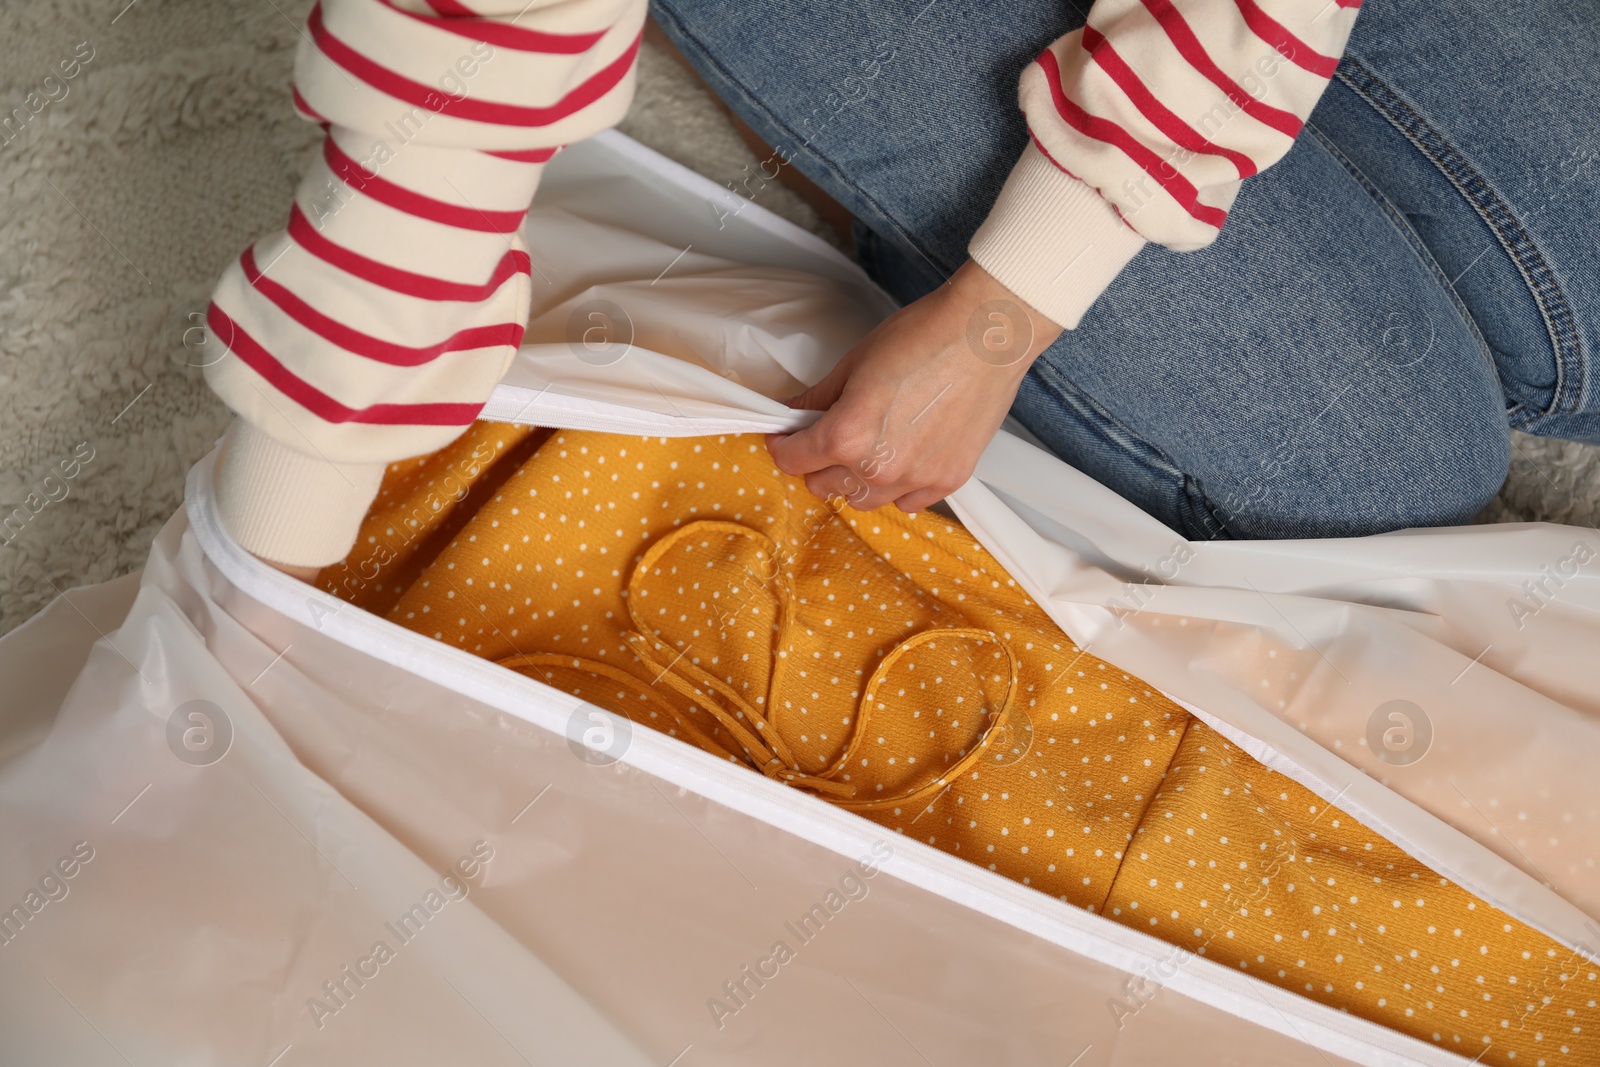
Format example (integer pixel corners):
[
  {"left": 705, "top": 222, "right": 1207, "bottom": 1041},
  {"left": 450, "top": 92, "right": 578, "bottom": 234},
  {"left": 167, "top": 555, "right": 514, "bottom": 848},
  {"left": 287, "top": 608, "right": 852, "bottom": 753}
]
[
  {"left": 1183, "top": 477, "right": 1233, "bottom": 541},
  {"left": 1332, "top": 54, "right": 1586, "bottom": 422},
  {"left": 1026, "top": 359, "right": 1231, "bottom": 540},
  {"left": 650, "top": 2, "right": 956, "bottom": 282},
  {"left": 850, "top": 221, "right": 898, "bottom": 295},
  {"left": 1301, "top": 121, "right": 1499, "bottom": 387}
]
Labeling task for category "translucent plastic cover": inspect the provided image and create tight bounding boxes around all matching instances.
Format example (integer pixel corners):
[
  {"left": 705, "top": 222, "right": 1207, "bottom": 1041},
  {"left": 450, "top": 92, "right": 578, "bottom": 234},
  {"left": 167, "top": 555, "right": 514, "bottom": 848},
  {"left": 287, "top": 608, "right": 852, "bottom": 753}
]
[{"left": 1, "top": 131, "right": 1594, "bottom": 1067}]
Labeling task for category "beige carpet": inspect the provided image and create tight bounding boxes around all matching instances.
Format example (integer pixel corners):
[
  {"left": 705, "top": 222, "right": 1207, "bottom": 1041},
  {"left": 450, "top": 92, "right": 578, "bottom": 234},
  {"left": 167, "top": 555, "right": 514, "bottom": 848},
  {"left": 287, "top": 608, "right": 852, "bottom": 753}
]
[{"left": 1, "top": 0, "right": 1594, "bottom": 636}]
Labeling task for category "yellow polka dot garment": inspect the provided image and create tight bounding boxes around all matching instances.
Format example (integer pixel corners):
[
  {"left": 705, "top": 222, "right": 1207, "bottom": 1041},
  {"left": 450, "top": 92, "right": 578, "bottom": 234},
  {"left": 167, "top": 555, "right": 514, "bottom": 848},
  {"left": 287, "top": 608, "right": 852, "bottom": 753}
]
[{"left": 320, "top": 422, "right": 1599, "bottom": 1066}]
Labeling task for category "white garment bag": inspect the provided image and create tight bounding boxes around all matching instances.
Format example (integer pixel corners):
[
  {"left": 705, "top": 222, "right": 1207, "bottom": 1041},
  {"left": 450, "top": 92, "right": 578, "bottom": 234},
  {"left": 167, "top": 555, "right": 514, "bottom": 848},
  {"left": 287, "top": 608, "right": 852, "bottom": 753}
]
[{"left": 0, "top": 131, "right": 1594, "bottom": 1067}]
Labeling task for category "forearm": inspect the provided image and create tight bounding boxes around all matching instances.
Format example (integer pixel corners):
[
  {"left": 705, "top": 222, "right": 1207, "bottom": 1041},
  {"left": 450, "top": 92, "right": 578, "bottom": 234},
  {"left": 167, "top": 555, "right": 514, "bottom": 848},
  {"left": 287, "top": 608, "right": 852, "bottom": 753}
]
[
  {"left": 971, "top": 0, "right": 1363, "bottom": 328},
  {"left": 206, "top": 0, "right": 648, "bottom": 568}
]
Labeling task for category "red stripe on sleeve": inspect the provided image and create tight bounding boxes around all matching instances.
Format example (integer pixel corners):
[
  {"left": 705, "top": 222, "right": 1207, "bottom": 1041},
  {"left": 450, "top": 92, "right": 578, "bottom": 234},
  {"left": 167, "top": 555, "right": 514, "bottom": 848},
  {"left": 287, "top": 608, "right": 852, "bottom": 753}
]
[
  {"left": 239, "top": 245, "right": 524, "bottom": 367},
  {"left": 1034, "top": 48, "right": 1228, "bottom": 230},
  {"left": 292, "top": 86, "right": 327, "bottom": 122},
  {"left": 207, "top": 303, "right": 486, "bottom": 427},
  {"left": 483, "top": 145, "right": 561, "bottom": 163},
  {"left": 1081, "top": 25, "right": 1257, "bottom": 179},
  {"left": 1231, "top": 0, "right": 1342, "bottom": 77},
  {"left": 1137, "top": 0, "right": 1302, "bottom": 139},
  {"left": 375, "top": 0, "right": 607, "bottom": 54},
  {"left": 323, "top": 137, "right": 526, "bottom": 233},
  {"left": 286, "top": 203, "right": 530, "bottom": 301},
  {"left": 308, "top": 3, "right": 641, "bottom": 128}
]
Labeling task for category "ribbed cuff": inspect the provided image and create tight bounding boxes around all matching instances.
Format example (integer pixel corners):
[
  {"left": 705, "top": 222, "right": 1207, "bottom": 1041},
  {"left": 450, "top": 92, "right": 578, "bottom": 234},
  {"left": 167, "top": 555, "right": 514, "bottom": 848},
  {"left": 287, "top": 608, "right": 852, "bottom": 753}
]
[
  {"left": 968, "top": 142, "right": 1149, "bottom": 329},
  {"left": 213, "top": 419, "right": 388, "bottom": 568}
]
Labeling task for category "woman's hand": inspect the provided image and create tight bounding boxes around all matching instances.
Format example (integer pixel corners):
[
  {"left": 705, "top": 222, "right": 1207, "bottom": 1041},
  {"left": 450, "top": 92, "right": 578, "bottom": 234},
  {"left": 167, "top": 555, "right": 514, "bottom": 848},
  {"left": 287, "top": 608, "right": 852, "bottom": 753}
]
[{"left": 766, "top": 258, "right": 1063, "bottom": 512}]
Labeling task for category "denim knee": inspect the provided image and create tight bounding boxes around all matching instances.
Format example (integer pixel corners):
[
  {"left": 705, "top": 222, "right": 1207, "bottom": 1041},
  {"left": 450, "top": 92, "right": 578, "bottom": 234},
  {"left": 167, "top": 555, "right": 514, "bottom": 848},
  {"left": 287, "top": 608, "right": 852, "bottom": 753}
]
[
  {"left": 1016, "top": 330, "right": 1513, "bottom": 543},
  {"left": 1197, "top": 394, "right": 1511, "bottom": 540}
]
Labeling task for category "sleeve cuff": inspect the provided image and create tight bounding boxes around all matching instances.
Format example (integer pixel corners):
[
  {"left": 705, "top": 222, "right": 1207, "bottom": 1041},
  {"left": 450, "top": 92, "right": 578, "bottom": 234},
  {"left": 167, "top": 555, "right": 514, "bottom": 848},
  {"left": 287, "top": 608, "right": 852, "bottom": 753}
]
[
  {"left": 213, "top": 419, "right": 388, "bottom": 568},
  {"left": 967, "top": 141, "right": 1149, "bottom": 329}
]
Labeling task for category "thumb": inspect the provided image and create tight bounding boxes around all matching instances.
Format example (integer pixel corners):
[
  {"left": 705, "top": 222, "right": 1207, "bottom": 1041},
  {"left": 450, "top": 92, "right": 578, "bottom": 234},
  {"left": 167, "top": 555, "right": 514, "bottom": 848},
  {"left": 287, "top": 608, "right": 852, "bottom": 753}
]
[
  {"left": 766, "top": 409, "right": 839, "bottom": 477},
  {"left": 782, "top": 361, "right": 850, "bottom": 412}
]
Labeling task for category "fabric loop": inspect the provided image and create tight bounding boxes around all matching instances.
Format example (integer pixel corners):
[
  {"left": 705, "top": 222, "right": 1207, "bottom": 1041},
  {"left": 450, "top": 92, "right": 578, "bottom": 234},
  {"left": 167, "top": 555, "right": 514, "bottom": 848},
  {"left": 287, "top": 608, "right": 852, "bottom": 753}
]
[{"left": 621, "top": 519, "right": 1023, "bottom": 809}]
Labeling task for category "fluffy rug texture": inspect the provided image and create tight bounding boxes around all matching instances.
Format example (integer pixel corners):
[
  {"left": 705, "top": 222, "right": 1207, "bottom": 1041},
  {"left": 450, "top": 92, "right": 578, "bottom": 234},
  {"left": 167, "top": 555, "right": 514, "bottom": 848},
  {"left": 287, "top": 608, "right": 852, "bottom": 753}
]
[{"left": 0, "top": 0, "right": 1594, "bottom": 635}]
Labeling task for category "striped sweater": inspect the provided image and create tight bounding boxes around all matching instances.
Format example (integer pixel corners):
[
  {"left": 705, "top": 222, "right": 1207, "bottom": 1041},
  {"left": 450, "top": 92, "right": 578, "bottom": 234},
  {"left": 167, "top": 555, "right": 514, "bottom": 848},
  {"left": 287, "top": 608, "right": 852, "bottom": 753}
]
[{"left": 205, "top": 0, "right": 1361, "bottom": 566}]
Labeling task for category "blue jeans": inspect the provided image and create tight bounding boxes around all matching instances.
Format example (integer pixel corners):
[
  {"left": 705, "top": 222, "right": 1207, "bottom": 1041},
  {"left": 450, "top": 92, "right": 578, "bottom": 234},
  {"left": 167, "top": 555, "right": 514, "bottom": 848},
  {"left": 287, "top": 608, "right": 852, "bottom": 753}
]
[{"left": 649, "top": 0, "right": 1600, "bottom": 540}]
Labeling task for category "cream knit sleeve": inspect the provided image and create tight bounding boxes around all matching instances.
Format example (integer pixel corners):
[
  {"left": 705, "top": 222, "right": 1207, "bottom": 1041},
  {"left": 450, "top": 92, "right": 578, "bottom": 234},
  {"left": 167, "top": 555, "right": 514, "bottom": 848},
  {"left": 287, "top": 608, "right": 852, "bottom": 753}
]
[
  {"left": 969, "top": 0, "right": 1362, "bottom": 328},
  {"left": 205, "top": 0, "right": 647, "bottom": 566}
]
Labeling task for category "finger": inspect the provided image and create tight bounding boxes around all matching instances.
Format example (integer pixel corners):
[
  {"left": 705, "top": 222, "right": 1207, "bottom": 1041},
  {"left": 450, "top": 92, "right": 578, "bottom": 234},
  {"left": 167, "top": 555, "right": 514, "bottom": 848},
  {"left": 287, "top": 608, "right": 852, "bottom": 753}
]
[
  {"left": 894, "top": 485, "right": 948, "bottom": 514},
  {"left": 767, "top": 408, "right": 851, "bottom": 477},
  {"left": 802, "top": 465, "right": 858, "bottom": 504},
  {"left": 819, "top": 470, "right": 907, "bottom": 513},
  {"left": 863, "top": 486, "right": 919, "bottom": 512},
  {"left": 782, "top": 364, "right": 848, "bottom": 412}
]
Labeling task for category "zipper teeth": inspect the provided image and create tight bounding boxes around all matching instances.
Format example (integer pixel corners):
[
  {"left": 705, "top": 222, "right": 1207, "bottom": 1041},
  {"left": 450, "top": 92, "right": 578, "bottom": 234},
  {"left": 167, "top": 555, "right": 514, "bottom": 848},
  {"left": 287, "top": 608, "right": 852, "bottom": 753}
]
[
  {"left": 478, "top": 398, "right": 785, "bottom": 438},
  {"left": 182, "top": 457, "right": 1444, "bottom": 1067},
  {"left": 478, "top": 367, "right": 810, "bottom": 438}
]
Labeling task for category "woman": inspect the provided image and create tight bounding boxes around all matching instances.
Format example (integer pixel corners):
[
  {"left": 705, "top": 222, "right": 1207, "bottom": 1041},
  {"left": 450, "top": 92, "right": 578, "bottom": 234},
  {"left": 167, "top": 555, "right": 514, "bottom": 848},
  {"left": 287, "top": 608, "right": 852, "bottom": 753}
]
[{"left": 204, "top": 0, "right": 1600, "bottom": 576}]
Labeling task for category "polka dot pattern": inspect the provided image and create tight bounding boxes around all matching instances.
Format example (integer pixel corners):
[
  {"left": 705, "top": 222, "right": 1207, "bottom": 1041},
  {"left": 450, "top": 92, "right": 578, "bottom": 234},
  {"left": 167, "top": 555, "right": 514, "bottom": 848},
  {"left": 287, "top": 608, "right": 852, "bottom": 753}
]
[
  {"left": 1108, "top": 721, "right": 1597, "bottom": 1063},
  {"left": 321, "top": 423, "right": 1599, "bottom": 1066}
]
